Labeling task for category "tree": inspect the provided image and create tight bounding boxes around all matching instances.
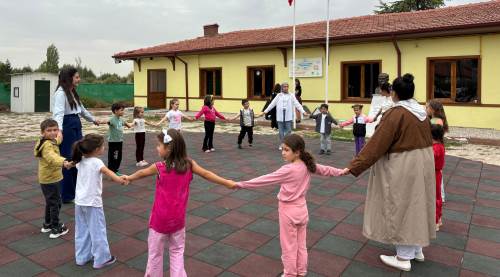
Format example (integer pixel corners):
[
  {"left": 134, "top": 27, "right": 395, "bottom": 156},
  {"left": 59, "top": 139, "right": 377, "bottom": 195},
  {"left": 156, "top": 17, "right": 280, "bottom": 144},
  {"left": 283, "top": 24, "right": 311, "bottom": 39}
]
[
  {"left": 126, "top": 71, "right": 134, "bottom": 83},
  {"left": 375, "top": 0, "right": 446, "bottom": 14},
  {"left": 0, "top": 60, "right": 13, "bottom": 83},
  {"left": 45, "top": 44, "right": 59, "bottom": 73}
]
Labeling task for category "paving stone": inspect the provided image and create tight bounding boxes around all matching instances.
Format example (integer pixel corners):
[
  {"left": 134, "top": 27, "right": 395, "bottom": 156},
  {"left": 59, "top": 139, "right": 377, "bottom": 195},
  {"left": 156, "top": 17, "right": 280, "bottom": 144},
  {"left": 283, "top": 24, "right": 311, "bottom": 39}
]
[
  {"left": 477, "top": 191, "right": 500, "bottom": 201},
  {"left": 236, "top": 203, "right": 274, "bottom": 216},
  {"left": 190, "top": 204, "right": 230, "bottom": 219},
  {"left": 313, "top": 234, "right": 363, "bottom": 258},
  {"left": 230, "top": 190, "right": 264, "bottom": 201},
  {"left": 343, "top": 212, "right": 364, "bottom": 226},
  {"left": 469, "top": 224, "right": 500, "bottom": 243},
  {"left": 126, "top": 252, "right": 169, "bottom": 272},
  {"left": 0, "top": 199, "right": 38, "bottom": 213},
  {"left": 308, "top": 216, "right": 337, "bottom": 233},
  {"left": 217, "top": 271, "right": 241, "bottom": 277},
  {"left": 432, "top": 231, "right": 467, "bottom": 250},
  {"left": 308, "top": 249, "right": 351, "bottom": 277},
  {"left": 473, "top": 205, "right": 500, "bottom": 219},
  {"left": 190, "top": 220, "right": 239, "bottom": 241},
  {"left": 244, "top": 218, "right": 279, "bottom": 236},
  {"left": 401, "top": 260, "right": 460, "bottom": 277},
  {"left": 0, "top": 257, "right": 46, "bottom": 276},
  {"left": 103, "top": 195, "right": 137, "bottom": 208},
  {"left": 255, "top": 237, "right": 282, "bottom": 260},
  {"left": 104, "top": 207, "right": 133, "bottom": 225},
  {"left": 54, "top": 260, "right": 115, "bottom": 276},
  {"left": 228, "top": 253, "right": 283, "bottom": 277},
  {"left": 189, "top": 191, "right": 223, "bottom": 202},
  {"left": 0, "top": 215, "right": 22, "bottom": 230},
  {"left": 462, "top": 252, "right": 500, "bottom": 276},
  {"left": 8, "top": 232, "right": 65, "bottom": 255},
  {"left": 325, "top": 199, "right": 360, "bottom": 211},
  {"left": 194, "top": 242, "right": 249, "bottom": 269},
  {"left": 342, "top": 261, "right": 399, "bottom": 277},
  {"left": 442, "top": 209, "right": 471, "bottom": 224}
]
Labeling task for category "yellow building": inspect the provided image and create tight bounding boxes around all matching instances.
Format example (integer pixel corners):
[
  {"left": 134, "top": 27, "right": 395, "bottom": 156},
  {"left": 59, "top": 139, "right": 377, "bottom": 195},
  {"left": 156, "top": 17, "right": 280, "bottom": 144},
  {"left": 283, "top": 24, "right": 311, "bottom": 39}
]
[{"left": 113, "top": 1, "right": 500, "bottom": 129}]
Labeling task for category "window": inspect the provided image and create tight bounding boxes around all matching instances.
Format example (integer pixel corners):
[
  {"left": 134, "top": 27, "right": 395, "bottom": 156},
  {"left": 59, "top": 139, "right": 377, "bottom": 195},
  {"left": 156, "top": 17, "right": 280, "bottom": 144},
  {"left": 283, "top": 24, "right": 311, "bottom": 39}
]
[
  {"left": 429, "top": 57, "right": 479, "bottom": 103},
  {"left": 200, "top": 68, "right": 222, "bottom": 97},
  {"left": 13, "top": 87, "right": 19, "bottom": 98},
  {"left": 248, "top": 66, "right": 275, "bottom": 99},
  {"left": 342, "top": 61, "right": 381, "bottom": 100},
  {"left": 148, "top": 70, "right": 166, "bottom": 92}
]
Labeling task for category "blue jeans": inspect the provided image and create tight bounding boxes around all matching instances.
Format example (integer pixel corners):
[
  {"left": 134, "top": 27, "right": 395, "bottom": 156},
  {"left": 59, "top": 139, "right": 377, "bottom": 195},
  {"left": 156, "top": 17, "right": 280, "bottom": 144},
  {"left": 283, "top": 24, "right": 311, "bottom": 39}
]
[
  {"left": 75, "top": 205, "right": 112, "bottom": 268},
  {"left": 277, "top": 121, "right": 293, "bottom": 143},
  {"left": 60, "top": 114, "right": 83, "bottom": 202}
]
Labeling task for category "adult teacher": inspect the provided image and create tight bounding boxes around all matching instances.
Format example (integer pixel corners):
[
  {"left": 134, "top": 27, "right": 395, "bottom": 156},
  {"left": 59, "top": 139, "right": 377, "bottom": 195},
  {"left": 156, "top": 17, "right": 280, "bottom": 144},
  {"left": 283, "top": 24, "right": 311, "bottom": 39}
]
[
  {"left": 342, "top": 74, "right": 435, "bottom": 272},
  {"left": 261, "top": 82, "right": 308, "bottom": 150},
  {"left": 53, "top": 66, "right": 100, "bottom": 203}
]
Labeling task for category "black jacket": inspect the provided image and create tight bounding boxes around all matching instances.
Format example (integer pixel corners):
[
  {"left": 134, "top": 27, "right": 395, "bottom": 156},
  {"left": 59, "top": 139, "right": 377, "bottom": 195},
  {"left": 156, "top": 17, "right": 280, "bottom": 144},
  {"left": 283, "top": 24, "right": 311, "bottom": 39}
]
[{"left": 310, "top": 113, "right": 338, "bottom": 135}]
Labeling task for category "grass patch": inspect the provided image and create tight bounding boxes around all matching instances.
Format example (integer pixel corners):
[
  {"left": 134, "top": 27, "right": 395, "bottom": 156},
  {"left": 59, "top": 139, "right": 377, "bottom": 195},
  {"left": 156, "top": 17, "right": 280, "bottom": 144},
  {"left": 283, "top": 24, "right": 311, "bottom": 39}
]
[{"left": 332, "top": 128, "right": 354, "bottom": 142}]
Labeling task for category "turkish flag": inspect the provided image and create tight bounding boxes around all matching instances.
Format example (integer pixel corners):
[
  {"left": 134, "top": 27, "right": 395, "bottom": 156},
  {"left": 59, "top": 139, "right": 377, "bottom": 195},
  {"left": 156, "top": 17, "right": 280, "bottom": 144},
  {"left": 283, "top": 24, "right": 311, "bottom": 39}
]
[{"left": 288, "top": 0, "right": 293, "bottom": 6}]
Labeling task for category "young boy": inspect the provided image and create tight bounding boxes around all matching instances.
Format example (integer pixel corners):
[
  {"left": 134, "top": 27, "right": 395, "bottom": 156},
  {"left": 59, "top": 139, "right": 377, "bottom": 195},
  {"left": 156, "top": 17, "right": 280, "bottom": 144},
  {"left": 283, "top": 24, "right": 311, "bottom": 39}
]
[
  {"left": 231, "top": 99, "right": 261, "bottom": 149},
  {"left": 107, "top": 103, "right": 133, "bottom": 175},
  {"left": 310, "top": 104, "right": 338, "bottom": 155},
  {"left": 34, "top": 119, "right": 73, "bottom": 238},
  {"left": 340, "top": 104, "right": 374, "bottom": 155}
]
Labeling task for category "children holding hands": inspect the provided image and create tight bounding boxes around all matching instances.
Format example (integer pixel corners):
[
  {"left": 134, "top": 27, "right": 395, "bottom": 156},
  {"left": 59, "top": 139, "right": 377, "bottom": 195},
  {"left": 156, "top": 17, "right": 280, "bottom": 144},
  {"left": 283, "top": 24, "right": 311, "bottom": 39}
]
[
  {"left": 156, "top": 98, "right": 193, "bottom": 131},
  {"left": 195, "top": 95, "right": 226, "bottom": 152},
  {"left": 230, "top": 99, "right": 262, "bottom": 149}
]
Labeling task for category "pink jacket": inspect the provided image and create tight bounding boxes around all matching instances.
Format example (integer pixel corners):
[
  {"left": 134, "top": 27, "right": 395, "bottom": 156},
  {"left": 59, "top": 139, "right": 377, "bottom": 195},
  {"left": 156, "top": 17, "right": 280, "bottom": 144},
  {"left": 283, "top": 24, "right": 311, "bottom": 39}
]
[
  {"left": 236, "top": 162, "right": 343, "bottom": 205},
  {"left": 195, "top": 105, "right": 225, "bottom": 122},
  {"left": 340, "top": 114, "right": 374, "bottom": 127}
]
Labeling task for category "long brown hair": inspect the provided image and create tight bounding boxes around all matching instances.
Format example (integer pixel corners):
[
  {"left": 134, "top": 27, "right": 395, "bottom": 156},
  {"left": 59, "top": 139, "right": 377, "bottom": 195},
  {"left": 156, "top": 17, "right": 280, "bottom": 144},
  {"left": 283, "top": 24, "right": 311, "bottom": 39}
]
[
  {"left": 71, "top": 134, "right": 104, "bottom": 163},
  {"left": 283, "top": 134, "right": 316, "bottom": 173},
  {"left": 157, "top": 129, "right": 191, "bottom": 173},
  {"left": 169, "top": 98, "right": 179, "bottom": 110},
  {"left": 57, "top": 66, "right": 81, "bottom": 110},
  {"left": 427, "top": 99, "right": 449, "bottom": 133}
]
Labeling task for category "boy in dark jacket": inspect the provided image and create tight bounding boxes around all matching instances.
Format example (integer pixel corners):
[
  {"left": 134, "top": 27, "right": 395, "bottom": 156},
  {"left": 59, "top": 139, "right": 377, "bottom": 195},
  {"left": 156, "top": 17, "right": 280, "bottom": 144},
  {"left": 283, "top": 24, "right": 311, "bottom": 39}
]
[{"left": 310, "top": 104, "right": 338, "bottom": 155}]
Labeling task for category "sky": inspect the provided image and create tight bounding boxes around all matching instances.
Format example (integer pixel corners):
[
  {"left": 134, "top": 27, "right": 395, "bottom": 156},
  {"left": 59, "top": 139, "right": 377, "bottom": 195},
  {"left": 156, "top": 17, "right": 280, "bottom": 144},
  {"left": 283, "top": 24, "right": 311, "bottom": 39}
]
[{"left": 0, "top": 0, "right": 488, "bottom": 76}]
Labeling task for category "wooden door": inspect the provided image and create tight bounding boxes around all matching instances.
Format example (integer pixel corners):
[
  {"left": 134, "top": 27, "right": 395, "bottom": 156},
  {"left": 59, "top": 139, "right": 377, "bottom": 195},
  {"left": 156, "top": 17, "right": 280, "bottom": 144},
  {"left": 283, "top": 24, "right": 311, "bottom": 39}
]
[
  {"left": 147, "top": 69, "right": 166, "bottom": 109},
  {"left": 34, "top": 80, "right": 50, "bottom": 112}
]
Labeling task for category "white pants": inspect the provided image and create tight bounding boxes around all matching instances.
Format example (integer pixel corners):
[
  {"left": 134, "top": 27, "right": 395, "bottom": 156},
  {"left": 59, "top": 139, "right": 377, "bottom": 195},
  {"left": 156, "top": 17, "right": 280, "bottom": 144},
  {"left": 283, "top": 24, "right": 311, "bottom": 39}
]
[{"left": 396, "top": 245, "right": 422, "bottom": 260}]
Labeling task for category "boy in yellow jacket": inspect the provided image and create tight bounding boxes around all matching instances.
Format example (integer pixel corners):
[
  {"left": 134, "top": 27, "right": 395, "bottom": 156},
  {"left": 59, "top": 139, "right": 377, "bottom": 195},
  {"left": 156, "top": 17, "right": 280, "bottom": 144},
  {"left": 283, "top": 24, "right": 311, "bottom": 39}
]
[{"left": 34, "top": 119, "right": 73, "bottom": 238}]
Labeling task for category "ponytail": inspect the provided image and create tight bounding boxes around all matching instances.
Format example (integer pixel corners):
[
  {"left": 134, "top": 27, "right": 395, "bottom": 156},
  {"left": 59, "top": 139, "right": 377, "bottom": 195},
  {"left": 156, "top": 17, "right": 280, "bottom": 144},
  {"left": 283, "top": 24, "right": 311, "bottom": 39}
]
[
  {"left": 283, "top": 134, "right": 316, "bottom": 173},
  {"left": 70, "top": 134, "right": 105, "bottom": 163}
]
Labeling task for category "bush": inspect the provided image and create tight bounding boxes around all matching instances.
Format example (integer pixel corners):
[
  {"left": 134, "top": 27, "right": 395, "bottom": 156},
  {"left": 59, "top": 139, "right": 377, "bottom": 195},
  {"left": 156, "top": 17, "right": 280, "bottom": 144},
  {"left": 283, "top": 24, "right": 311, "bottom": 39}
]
[{"left": 80, "top": 96, "right": 134, "bottom": 109}]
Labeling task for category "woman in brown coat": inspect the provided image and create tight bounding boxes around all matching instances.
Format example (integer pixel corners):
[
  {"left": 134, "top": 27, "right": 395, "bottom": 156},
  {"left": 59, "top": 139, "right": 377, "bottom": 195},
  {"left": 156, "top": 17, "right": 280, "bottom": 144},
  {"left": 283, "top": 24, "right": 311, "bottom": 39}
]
[{"left": 343, "top": 74, "right": 436, "bottom": 272}]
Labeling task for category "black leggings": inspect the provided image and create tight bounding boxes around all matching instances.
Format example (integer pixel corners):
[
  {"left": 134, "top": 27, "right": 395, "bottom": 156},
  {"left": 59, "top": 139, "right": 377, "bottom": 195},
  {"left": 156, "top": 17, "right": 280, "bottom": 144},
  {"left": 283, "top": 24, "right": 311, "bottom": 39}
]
[
  {"left": 238, "top": 126, "right": 253, "bottom": 144},
  {"left": 203, "top": 121, "right": 215, "bottom": 151},
  {"left": 41, "top": 182, "right": 61, "bottom": 228},
  {"left": 135, "top": 132, "right": 145, "bottom": 162}
]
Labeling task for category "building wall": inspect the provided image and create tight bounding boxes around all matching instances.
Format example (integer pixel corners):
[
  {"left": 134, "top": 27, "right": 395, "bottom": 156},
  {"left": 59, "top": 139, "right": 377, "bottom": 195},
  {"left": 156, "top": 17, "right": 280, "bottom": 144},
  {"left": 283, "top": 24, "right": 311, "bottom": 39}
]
[{"left": 133, "top": 33, "right": 500, "bottom": 129}]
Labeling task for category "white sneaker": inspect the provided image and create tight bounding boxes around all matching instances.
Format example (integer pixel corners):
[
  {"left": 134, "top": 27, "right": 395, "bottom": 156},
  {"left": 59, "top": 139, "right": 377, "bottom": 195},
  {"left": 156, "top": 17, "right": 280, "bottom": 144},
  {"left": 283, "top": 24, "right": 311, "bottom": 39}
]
[
  {"left": 278, "top": 146, "right": 282, "bottom": 150},
  {"left": 210, "top": 148, "right": 215, "bottom": 152},
  {"left": 136, "top": 162, "right": 142, "bottom": 167},
  {"left": 380, "top": 255, "right": 411, "bottom": 271},
  {"left": 414, "top": 250, "right": 425, "bottom": 262},
  {"left": 140, "top": 160, "right": 149, "bottom": 166}
]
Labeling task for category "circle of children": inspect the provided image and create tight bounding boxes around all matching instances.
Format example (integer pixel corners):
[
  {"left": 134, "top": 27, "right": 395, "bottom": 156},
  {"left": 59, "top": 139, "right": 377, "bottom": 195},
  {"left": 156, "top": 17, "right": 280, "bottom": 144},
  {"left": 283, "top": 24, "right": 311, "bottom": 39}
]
[{"left": 34, "top": 69, "right": 448, "bottom": 276}]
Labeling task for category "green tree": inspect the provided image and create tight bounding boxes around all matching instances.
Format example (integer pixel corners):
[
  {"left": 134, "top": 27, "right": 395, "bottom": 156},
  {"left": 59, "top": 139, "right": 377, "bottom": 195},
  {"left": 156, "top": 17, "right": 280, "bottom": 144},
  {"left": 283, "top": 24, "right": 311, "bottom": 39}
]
[
  {"left": 126, "top": 71, "right": 134, "bottom": 83},
  {"left": 0, "top": 60, "right": 13, "bottom": 83},
  {"left": 375, "top": 0, "right": 446, "bottom": 14},
  {"left": 45, "top": 44, "right": 59, "bottom": 73}
]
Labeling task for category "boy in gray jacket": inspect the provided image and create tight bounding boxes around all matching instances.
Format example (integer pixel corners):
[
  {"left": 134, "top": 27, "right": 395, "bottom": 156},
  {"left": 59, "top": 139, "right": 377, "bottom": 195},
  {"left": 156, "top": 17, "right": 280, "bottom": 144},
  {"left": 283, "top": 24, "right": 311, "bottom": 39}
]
[{"left": 310, "top": 104, "right": 338, "bottom": 155}]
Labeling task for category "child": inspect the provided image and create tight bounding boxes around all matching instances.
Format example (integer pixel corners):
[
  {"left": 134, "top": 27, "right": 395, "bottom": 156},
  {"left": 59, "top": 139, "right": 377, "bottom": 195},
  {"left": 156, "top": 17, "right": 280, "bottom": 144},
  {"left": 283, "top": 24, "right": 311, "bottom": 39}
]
[
  {"left": 426, "top": 99, "right": 448, "bottom": 203},
  {"left": 124, "top": 129, "right": 234, "bottom": 276},
  {"left": 156, "top": 98, "right": 193, "bottom": 131},
  {"left": 310, "top": 104, "right": 338, "bottom": 155},
  {"left": 195, "top": 95, "right": 226, "bottom": 152},
  {"left": 71, "top": 133, "right": 127, "bottom": 269},
  {"left": 340, "top": 104, "right": 374, "bottom": 155},
  {"left": 231, "top": 99, "right": 262, "bottom": 149},
  {"left": 234, "top": 134, "right": 344, "bottom": 277},
  {"left": 431, "top": 124, "right": 445, "bottom": 231},
  {"left": 34, "top": 119, "right": 73, "bottom": 238},
  {"left": 133, "top": 106, "right": 154, "bottom": 167},
  {"left": 372, "top": 82, "right": 394, "bottom": 122},
  {"left": 107, "top": 103, "right": 133, "bottom": 174}
]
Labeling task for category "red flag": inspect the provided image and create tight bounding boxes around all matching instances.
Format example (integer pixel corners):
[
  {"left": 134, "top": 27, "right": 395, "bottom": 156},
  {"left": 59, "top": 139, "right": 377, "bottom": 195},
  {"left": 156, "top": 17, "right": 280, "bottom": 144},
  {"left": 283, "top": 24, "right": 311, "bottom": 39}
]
[{"left": 288, "top": 0, "right": 293, "bottom": 6}]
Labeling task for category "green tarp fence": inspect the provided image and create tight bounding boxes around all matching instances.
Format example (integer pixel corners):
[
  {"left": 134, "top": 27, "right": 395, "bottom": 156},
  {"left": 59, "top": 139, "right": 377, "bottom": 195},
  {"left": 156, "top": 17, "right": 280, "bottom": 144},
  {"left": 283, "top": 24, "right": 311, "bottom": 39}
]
[
  {"left": 0, "top": 82, "right": 10, "bottom": 107},
  {"left": 77, "top": 83, "right": 134, "bottom": 104}
]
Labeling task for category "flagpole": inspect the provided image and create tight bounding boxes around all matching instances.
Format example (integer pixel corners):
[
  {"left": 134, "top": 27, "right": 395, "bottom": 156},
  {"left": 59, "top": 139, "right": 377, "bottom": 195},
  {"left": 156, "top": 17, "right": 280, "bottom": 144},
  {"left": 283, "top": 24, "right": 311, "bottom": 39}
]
[
  {"left": 292, "top": 0, "right": 297, "bottom": 129},
  {"left": 325, "top": 0, "right": 330, "bottom": 104}
]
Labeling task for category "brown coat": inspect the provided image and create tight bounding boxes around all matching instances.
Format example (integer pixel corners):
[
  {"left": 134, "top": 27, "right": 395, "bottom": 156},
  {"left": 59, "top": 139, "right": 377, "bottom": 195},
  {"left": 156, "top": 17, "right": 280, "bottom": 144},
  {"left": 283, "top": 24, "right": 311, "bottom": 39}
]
[{"left": 349, "top": 107, "right": 436, "bottom": 246}]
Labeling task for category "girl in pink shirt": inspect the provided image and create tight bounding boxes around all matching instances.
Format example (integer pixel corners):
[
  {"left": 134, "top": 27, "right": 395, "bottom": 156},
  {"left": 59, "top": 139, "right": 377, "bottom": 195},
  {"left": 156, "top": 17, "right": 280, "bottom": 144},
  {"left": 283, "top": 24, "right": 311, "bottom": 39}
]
[
  {"left": 235, "top": 134, "right": 345, "bottom": 277},
  {"left": 125, "top": 129, "right": 234, "bottom": 277},
  {"left": 195, "top": 95, "right": 226, "bottom": 153}
]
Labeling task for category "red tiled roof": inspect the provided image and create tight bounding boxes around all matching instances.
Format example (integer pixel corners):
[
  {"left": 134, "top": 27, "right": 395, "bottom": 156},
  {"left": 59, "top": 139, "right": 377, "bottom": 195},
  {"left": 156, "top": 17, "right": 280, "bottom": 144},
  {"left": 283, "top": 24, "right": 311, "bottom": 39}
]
[{"left": 113, "top": 0, "right": 500, "bottom": 59}]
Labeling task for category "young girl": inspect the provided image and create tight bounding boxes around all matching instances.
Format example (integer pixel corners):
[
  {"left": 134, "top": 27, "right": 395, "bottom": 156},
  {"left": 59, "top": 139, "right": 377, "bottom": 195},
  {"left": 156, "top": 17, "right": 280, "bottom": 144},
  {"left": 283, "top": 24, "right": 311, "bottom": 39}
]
[
  {"left": 426, "top": 99, "right": 448, "bottom": 205},
  {"left": 133, "top": 106, "right": 154, "bottom": 167},
  {"left": 71, "top": 134, "right": 127, "bottom": 269},
  {"left": 372, "top": 82, "right": 394, "bottom": 122},
  {"left": 124, "top": 129, "right": 234, "bottom": 277},
  {"left": 156, "top": 98, "right": 193, "bottom": 131},
  {"left": 340, "top": 104, "right": 374, "bottom": 155},
  {"left": 195, "top": 95, "right": 226, "bottom": 152},
  {"left": 234, "top": 134, "right": 344, "bottom": 277},
  {"left": 431, "top": 124, "right": 445, "bottom": 231}
]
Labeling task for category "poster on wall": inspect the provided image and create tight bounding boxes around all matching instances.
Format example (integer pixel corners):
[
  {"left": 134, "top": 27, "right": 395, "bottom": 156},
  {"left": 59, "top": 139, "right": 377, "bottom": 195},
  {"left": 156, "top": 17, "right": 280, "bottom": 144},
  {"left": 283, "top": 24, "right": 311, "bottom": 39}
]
[{"left": 288, "top": 58, "right": 322, "bottom": 78}]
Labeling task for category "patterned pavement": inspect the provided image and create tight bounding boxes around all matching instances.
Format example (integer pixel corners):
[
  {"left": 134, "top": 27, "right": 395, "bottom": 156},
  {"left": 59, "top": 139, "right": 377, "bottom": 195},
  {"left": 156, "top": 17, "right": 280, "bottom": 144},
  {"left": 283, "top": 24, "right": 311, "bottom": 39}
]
[{"left": 0, "top": 132, "right": 499, "bottom": 277}]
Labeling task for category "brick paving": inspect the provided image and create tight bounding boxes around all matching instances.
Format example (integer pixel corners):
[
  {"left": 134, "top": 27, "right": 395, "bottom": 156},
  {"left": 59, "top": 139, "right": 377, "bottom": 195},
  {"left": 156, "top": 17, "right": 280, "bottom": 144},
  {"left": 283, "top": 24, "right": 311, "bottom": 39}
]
[{"left": 0, "top": 132, "right": 499, "bottom": 276}]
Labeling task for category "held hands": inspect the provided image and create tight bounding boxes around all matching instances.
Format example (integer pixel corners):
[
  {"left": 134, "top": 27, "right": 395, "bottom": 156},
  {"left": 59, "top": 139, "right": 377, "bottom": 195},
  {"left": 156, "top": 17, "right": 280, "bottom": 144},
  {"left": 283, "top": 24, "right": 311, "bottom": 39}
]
[
  {"left": 340, "top": 168, "right": 351, "bottom": 176},
  {"left": 63, "top": 160, "right": 74, "bottom": 170},
  {"left": 120, "top": 175, "right": 130, "bottom": 186}
]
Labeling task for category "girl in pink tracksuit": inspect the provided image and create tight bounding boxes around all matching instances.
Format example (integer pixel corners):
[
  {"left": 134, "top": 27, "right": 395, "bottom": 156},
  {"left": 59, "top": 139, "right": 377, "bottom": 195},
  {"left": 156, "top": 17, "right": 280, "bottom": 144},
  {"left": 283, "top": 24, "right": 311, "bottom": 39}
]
[
  {"left": 125, "top": 129, "right": 234, "bottom": 277},
  {"left": 195, "top": 95, "right": 226, "bottom": 153},
  {"left": 236, "top": 134, "right": 344, "bottom": 277}
]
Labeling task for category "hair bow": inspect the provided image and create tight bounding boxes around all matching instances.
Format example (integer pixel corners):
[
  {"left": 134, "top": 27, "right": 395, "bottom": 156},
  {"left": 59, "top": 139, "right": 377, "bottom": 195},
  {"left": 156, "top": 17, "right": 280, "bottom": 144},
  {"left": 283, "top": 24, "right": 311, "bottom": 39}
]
[{"left": 162, "top": 129, "right": 172, "bottom": 144}]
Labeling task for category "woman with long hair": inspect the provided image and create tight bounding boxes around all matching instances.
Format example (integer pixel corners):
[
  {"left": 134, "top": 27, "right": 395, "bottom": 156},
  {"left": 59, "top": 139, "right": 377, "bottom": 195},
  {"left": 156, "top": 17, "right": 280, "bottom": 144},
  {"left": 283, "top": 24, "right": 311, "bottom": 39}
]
[{"left": 52, "top": 66, "right": 100, "bottom": 203}]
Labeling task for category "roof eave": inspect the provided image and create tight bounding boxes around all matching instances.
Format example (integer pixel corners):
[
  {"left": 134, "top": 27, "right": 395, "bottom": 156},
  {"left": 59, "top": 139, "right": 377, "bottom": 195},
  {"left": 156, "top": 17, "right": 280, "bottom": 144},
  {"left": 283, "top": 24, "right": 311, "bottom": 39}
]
[{"left": 112, "top": 23, "right": 500, "bottom": 61}]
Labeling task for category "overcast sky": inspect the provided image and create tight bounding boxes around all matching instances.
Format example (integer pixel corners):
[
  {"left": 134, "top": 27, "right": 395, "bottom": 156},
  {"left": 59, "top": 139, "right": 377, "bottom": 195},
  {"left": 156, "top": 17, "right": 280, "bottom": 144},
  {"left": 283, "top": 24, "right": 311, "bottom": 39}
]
[{"left": 0, "top": 0, "right": 488, "bottom": 76}]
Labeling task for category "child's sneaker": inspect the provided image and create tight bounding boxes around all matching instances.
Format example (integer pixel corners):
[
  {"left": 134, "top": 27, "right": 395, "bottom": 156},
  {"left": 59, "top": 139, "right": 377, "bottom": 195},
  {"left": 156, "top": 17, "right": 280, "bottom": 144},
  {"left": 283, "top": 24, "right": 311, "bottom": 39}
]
[
  {"left": 326, "top": 150, "right": 331, "bottom": 155},
  {"left": 93, "top": 256, "right": 117, "bottom": 269},
  {"left": 318, "top": 150, "right": 325, "bottom": 155},
  {"left": 41, "top": 223, "right": 51, "bottom": 233},
  {"left": 140, "top": 160, "right": 149, "bottom": 166},
  {"left": 249, "top": 144, "right": 253, "bottom": 147},
  {"left": 204, "top": 150, "right": 211, "bottom": 153},
  {"left": 115, "top": 172, "right": 122, "bottom": 177},
  {"left": 210, "top": 148, "right": 215, "bottom": 152},
  {"left": 49, "top": 223, "right": 69, "bottom": 239}
]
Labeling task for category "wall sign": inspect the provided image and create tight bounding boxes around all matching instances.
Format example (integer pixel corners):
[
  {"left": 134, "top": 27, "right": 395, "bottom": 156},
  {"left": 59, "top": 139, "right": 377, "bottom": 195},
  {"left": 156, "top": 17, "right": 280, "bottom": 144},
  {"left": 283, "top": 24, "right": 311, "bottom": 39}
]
[{"left": 288, "top": 58, "right": 322, "bottom": 78}]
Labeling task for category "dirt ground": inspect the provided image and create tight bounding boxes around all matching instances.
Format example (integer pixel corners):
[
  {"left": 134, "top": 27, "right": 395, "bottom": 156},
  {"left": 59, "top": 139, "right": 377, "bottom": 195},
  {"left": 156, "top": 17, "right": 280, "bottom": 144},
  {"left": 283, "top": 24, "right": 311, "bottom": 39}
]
[{"left": 2, "top": 112, "right": 500, "bottom": 166}]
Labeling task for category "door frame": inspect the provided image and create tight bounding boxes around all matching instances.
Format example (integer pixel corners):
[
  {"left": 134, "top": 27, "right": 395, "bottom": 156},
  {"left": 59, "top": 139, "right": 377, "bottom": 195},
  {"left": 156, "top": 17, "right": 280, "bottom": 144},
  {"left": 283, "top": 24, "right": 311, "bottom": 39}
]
[{"left": 147, "top": 69, "right": 167, "bottom": 109}]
